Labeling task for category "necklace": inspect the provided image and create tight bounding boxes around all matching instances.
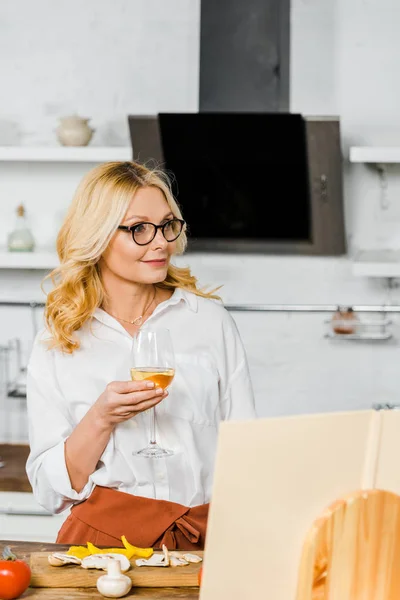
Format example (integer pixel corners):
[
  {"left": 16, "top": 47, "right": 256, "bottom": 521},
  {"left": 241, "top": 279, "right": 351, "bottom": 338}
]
[{"left": 107, "top": 286, "right": 156, "bottom": 326}]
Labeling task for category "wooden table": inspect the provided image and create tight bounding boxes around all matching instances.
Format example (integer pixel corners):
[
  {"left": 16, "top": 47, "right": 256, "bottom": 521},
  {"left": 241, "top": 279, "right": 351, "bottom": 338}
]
[
  {"left": 0, "top": 444, "right": 31, "bottom": 492},
  {"left": 1, "top": 541, "right": 200, "bottom": 599}
]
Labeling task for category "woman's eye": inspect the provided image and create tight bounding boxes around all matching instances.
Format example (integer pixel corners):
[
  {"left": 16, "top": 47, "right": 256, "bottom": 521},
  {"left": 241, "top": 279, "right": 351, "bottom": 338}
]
[{"left": 134, "top": 223, "right": 146, "bottom": 234}]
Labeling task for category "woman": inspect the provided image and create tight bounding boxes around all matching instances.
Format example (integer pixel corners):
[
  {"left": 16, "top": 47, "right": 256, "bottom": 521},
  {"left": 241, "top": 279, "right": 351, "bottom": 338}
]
[{"left": 26, "top": 161, "right": 256, "bottom": 550}]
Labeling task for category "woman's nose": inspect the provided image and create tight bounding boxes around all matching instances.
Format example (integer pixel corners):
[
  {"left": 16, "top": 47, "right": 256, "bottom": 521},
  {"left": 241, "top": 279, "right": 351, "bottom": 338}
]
[{"left": 151, "top": 228, "right": 168, "bottom": 248}]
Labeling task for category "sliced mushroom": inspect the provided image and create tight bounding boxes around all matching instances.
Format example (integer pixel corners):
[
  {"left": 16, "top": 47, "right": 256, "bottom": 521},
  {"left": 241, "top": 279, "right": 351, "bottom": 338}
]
[
  {"left": 81, "top": 553, "right": 130, "bottom": 572},
  {"left": 48, "top": 553, "right": 82, "bottom": 567},
  {"left": 162, "top": 544, "right": 170, "bottom": 567},
  {"left": 182, "top": 553, "right": 203, "bottom": 563},
  {"left": 170, "top": 555, "right": 189, "bottom": 567},
  {"left": 135, "top": 549, "right": 170, "bottom": 568},
  {"left": 169, "top": 551, "right": 183, "bottom": 558},
  {"left": 168, "top": 551, "right": 202, "bottom": 563}
]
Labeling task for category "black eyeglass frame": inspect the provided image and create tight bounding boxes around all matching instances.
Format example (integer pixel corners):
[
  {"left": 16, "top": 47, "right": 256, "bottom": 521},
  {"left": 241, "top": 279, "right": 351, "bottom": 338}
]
[{"left": 118, "top": 218, "right": 186, "bottom": 246}]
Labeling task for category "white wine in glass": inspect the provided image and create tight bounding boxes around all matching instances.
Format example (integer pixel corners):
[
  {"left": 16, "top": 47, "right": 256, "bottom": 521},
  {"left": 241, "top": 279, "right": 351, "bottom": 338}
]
[
  {"left": 130, "top": 367, "right": 175, "bottom": 390},
  {"left": 131, "top": 328, "right": 175, "bottom": 458}
]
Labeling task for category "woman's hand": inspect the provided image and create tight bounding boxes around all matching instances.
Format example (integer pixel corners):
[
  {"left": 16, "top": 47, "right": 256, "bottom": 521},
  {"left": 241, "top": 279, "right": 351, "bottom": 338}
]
[{"left": 91, "top": 380, "right": 167, "bottom": 429}]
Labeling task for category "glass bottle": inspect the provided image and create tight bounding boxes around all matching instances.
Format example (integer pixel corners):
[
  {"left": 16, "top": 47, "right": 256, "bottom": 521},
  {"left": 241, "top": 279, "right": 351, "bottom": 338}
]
[
  {"left": 7, "top": 204, "right": 35, "bottom": 252},
  {"left": 331, "top": 305, "right": 359, "bottom": 335}
]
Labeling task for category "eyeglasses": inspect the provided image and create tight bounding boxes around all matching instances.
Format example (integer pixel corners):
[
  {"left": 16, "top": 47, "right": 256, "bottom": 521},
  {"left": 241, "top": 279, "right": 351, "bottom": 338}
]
[{"left": 118, "top": 218, "right": 186, "bottom": 246}]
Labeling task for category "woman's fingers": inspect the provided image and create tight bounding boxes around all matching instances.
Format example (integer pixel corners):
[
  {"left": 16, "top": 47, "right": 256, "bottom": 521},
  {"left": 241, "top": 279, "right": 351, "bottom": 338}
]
[
  {"left": 107, "top": 380, "right": 156, "bottom": 394},
  {"left": 118, "top": 387, "right": 165, "bottom": 406},
  {"left": 118, "top": 393, "right": 168, "bottom": 416},
  {"left": 103, "top": 381, "right": 169, "bottom": 421}
]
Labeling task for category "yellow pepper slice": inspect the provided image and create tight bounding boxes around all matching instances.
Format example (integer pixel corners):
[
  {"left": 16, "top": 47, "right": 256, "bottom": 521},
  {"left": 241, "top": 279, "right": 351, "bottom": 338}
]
[
  {"left": 65, "top": 536, "right": 153, "bottom": 560},
  {"left": 86, "top": 541, "right": 131, "bottom": 558},
  {"left": 121, "top": 535, "right": 153, "bottom": 559},
  {"left": 65, "top": 545, "right": 91, "bottom": 559}
]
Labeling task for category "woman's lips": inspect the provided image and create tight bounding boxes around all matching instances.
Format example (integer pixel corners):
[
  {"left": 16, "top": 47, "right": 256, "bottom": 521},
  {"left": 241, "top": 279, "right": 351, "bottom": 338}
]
[{"left": 142, "top": 259, "right": 167, "bottom": 267}]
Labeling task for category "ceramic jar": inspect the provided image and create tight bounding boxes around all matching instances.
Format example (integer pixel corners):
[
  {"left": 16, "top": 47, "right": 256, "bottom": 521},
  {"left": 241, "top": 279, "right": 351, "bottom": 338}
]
[{"left": 56, "top": 116, "right": 94, "bottom": 146}]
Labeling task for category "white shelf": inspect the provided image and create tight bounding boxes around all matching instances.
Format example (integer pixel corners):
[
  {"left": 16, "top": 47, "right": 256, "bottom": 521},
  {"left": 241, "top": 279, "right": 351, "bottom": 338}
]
[
  {"left": 0, "top": 146, "right": 132, "bottom": 163},
  {"left": 326, "top": 331, "right": 392, "bottom": 341},
  {"left": 0, "top": 249, "right": 58, "bottom": 269},
  {"left": 352, "top": 249, "right": 400, "bottom": 278},
  {"left": 349, "top": 146, "right": 400, "bottom": 163}
]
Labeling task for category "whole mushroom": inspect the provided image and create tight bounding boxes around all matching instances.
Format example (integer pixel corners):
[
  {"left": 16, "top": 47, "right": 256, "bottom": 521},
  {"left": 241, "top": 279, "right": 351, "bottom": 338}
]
[{"left": 96, "top": 558, "right": 132, "bottom": 598}]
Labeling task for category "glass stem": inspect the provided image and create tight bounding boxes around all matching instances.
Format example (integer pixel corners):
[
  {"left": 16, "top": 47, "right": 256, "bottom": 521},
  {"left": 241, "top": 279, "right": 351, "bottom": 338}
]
[{"left": 149, "top": 407, "right": 157, "bottom": 445}]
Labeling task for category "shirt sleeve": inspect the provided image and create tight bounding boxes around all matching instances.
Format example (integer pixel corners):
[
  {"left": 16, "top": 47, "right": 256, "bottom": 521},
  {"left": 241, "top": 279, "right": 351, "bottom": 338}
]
[
  {"left": 218, "top": 311, "right": 257, "bottom": 421},
  {"left": 26, "top": 333, "right": 95, "bottom": 514}
]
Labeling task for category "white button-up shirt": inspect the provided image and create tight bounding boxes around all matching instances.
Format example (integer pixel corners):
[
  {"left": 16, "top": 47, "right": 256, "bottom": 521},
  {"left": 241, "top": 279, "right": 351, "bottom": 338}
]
[{"left": 26, "top": 288, "right": 256, "bottom": 514}]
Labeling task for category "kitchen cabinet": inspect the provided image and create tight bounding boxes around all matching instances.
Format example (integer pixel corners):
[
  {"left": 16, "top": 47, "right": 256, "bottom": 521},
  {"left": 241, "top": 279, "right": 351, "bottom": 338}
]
[
  {"left": 0, "top": 445, "right": 67, "bottom": 541},
  {"left": 0, "top": 491, "right": 68, "bottom": 542}
]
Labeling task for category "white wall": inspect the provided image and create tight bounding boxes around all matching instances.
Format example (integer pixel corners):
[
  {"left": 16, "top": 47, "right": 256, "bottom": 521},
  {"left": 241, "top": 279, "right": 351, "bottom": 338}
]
[
  {"left": 290, "top": 0, "right": 337, "bottom": 116},
  {"left": 2, "top": 0, "right": 400, "bottom": 444},
  {"left": 0, "top": 0, "right": 200, "bottom": 146},
  {"left": 291, "top": 0, "right": 400, "bottom": 253},
  {"left": 336, "top": 0, "right": 400, "bottom": 252}
]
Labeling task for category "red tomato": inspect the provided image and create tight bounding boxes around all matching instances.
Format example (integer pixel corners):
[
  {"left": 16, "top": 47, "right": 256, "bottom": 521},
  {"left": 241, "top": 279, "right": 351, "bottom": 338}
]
[
  {"left": 0, "top": 548, "right": 31, "bottom": 600},
  {"left": 198, "top": 566, "right": 203, "bottom": 586}
]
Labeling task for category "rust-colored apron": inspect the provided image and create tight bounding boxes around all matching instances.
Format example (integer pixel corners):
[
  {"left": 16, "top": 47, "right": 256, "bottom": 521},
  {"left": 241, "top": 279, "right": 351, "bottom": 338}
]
[{"left": 56, "top": 486, "right": 209, "bottom": 550}]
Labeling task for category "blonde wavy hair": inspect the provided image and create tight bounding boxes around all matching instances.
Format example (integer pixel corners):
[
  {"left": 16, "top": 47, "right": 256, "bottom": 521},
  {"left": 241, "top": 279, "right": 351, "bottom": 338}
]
[{"left": 44, "top": 161, "right": 221, "bottom": 353}]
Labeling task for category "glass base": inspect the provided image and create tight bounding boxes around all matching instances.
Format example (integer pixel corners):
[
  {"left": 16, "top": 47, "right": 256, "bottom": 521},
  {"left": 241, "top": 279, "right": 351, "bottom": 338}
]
[{"left": 133, "top": 443, "right": 173, "bottom": 459}]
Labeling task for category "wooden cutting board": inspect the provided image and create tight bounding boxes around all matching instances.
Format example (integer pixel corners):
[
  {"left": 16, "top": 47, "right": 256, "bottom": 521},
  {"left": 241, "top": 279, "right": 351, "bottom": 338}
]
[{"left": 30, "top": 551, "right": 203, "bottom": 588}]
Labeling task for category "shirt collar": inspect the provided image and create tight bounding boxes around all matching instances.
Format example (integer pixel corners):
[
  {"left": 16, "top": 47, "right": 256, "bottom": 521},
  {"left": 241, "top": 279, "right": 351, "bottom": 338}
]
[
  {"left": 92, "top": 287, "right": 198, "bottom": 331},
  {"left": 167, "top": 287, "right": 198, "bottom": 313}
]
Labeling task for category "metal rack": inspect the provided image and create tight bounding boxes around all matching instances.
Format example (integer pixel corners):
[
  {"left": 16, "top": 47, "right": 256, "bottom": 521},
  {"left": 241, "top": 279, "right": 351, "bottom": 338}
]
[
  {"left": 0, "top": 343, "right": 6, "bottom": 467},
  {"left": 224, "top": 303, "right": 400, "bottom": 313},
  {"left": 0, "top": 338, "right": 28, "bottom": 447},
  {"left": 0, "top": 303, "right": 39, "bottom": 463},
  {"left": 4, "top": 338, "right": 28, "bottom": 399},
  {"left": 2, "top": 300, "right": 400, "bottom": 312},
  {"left": 323, "top": 314, "right": 393, "bottom": 341}
]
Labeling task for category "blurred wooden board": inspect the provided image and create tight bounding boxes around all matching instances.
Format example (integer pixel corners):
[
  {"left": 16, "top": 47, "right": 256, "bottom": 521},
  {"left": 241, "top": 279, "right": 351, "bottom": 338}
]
[{"left": 200, "top": 410, "right": 400, "bottom": 600}]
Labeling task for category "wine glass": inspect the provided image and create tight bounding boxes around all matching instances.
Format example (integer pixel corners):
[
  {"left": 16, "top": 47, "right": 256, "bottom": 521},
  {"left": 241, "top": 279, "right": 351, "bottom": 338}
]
[{"left": 131, "top": 328, "right": 175, "bottom": 458}]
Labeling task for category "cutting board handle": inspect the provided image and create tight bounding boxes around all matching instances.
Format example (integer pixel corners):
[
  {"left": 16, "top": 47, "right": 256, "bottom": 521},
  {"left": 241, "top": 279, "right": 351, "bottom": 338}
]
[{"left": 296, "top": 489, "right": 400, "bottom": 600}]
